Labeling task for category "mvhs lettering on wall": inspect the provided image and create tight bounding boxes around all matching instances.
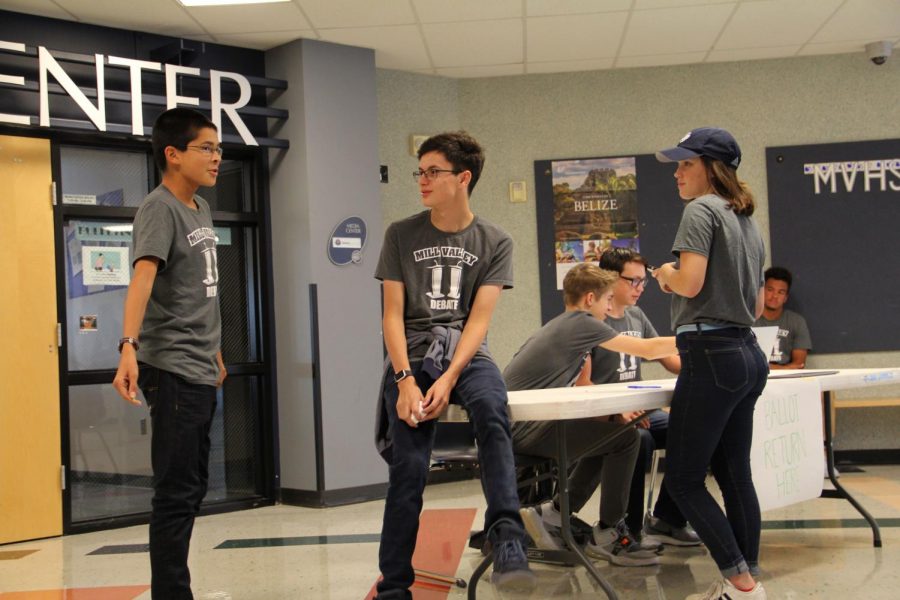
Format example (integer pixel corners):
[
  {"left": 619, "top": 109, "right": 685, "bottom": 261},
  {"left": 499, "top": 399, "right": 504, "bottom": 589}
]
[
  {"left": 803, "top": 159, "right": 900, "bottom": 194},
  {"left": 0, "top": 40, "right": 259, "bottom": 145}
]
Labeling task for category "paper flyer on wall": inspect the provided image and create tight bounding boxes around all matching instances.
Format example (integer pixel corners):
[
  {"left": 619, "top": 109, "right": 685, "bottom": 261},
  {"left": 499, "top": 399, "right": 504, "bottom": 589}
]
[
  {"left": 81, "top": 246, "right": 130, "bottom": 286},
  {"left": 550, "top": 157, "right": 639, "bottom": 289}
]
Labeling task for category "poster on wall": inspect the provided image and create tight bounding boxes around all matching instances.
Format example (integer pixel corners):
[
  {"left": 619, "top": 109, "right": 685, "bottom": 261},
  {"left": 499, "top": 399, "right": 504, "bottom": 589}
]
[
  {"left": 767, "top": 138, "right": 900, "bottom": 353},
  {"left": 81, "top": 246, "right": 130, "bottom": 286},
  {"left": 550, "top": 157, "right": 639, "bottom": 288}
]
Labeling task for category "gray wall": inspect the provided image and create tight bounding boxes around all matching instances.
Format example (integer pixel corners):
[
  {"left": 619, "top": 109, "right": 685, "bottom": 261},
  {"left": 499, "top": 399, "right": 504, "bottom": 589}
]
[
  {"left": 376, "top": 53, "right": 900, "bottom": 451},
  {"left": 267, "top": 38, "right": 386, "bottom": 495}
]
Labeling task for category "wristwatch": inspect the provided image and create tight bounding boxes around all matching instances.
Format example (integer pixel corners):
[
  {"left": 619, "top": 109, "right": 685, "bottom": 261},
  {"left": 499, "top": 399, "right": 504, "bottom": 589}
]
[
  {"left": 118, "top": 336, "right": 140, "bottom": 353},
  {"left": 393, "top": 369, "right": 414, "bottom": 383}
]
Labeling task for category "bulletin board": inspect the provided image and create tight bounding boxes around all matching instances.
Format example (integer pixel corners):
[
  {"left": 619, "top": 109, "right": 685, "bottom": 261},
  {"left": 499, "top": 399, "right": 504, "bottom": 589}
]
[
  {"left": 534, "top": 153, "right": 685, "bottom": 332},
  {"left": 766, "top": 138, "right": 900, "bottom": 353}
]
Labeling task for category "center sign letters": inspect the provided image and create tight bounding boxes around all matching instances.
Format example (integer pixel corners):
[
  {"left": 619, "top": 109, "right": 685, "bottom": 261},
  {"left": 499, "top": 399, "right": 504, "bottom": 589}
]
[{"left": 0, "top": 39, "right": 260, "bottom": 146}]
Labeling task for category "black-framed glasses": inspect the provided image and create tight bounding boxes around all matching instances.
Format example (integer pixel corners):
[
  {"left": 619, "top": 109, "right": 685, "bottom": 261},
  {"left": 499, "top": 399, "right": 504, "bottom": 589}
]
[
  {"left": 186, "top": 144, "right": 224, "bottom": 157},
  {"left": 620, "top": 275, "right": 649, "bottom": 289},
  {"left": 412, "top": 167, "right": 460, "bottom": 182}
]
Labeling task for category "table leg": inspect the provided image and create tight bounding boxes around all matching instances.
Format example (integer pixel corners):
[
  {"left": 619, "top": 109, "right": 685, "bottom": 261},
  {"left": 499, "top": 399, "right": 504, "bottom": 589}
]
[
  {"left": 821, "top": 390, "right": 882, "bottom": 548},
  {"left": 556, "top": 421, "right": 620, "bottom": 599}
]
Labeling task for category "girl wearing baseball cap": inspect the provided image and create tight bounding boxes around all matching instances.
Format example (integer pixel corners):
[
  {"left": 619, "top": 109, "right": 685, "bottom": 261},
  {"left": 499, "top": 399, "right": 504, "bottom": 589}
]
[{"left": 653, "top": 127, "right": 769, "bottom": 600}]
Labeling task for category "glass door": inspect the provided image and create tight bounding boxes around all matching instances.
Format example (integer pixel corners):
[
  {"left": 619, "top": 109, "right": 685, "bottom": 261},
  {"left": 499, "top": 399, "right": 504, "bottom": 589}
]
[{"left": 57, "top": 144, "right": 272, "bottom": 531}]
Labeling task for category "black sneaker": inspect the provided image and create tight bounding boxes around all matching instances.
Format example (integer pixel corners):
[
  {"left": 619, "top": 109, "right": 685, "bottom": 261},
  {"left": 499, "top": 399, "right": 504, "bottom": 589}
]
[{"left": 490, "top": 538, "right": 537, "bottom": 591}]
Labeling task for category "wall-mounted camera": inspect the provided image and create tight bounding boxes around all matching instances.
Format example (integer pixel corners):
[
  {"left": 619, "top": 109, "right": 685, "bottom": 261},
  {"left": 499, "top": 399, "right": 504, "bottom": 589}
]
[{"left": 865, "top": 41, "right": 893, "bottom": 66}]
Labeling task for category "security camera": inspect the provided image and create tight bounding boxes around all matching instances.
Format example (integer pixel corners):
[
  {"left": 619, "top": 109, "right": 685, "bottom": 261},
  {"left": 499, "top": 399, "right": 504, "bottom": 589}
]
[{"left": 865, "top": 41, "right": 892, "bottom": 65}]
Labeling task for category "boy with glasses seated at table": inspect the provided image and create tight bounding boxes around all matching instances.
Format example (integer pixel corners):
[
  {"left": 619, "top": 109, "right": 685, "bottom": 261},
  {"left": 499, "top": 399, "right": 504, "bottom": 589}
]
[
  {"left": 592, "top": 248, "right": 702, "bottom": 548},
  {"left": 505, "top": 263, "right": 678, "bottom": 567}
]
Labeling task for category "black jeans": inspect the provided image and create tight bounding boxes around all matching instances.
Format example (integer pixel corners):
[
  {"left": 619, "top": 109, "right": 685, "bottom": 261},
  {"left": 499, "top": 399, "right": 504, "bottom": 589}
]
[
  {"left": 139, "top": 365, "right": 217, "bottom": 600},
  {"left": 624, "top": 410, "right": 686, "bottom": 535},
  {"left": 664, "top": 328, "right": 769, "bottom": 578},
  {"left": 376, "top": 359, "right": 525, "bottom": 599}
]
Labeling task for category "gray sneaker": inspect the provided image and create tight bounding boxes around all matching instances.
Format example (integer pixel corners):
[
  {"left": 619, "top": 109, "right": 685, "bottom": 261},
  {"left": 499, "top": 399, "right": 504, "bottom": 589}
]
[
  {"left": 644, "top": 515, "right": 702, "bottom": 547},
  {"left": 520, "top": 505, "right": 563, "bottom": 550},
  {"left": 586, "top": 519, "right": 660, "bottom": 567},
  {"left": 490, "top": 538, "right": 537, "bottom": 591}
]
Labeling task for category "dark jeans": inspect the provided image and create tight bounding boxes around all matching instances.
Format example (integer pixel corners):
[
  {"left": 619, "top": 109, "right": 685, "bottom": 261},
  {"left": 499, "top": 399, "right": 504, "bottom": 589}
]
[
  {"left": 515, "top": 419, "right": 639, "bottom": 527},
  {"left": 625, "top": 410, "right": 687, "bottom": 535},
  {"left": 376, "top": 359, "right": 524, "bottom": 599},
  {"left": 664, "top": 328, "right": 769, "bottom": 578},
  {"left": 139, "top": 365, "right": 218, "bottom": 600}
]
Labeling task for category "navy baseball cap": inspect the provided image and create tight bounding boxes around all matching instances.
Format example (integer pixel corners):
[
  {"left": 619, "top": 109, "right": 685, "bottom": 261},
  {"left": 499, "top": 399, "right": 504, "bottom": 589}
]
[{"left": 656, "top": 127, "right": 742, "bottom": 169}]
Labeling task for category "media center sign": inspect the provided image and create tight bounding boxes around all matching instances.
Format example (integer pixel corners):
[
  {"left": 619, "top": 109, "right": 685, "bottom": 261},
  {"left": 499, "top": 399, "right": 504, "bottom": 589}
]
[{"left": 0, "top": 39, "right": 264, "bottom": 146}]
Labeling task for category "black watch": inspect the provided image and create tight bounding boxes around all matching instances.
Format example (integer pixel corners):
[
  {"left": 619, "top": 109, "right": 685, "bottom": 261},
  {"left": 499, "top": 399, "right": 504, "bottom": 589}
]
[
  {"left": 393, "top": 369, "right": 413, "bottom": 383},
  {"left": 118, "top": 336, "right": 140, "bottom": 353}
]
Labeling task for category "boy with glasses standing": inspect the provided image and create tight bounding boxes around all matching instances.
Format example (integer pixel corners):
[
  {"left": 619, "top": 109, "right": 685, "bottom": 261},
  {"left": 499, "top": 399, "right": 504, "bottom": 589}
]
[
  {"left": 112, "top": 107, "right": 227, "bottom": 599},
  {"left": 592, "top": 248, "right": 701, "bottom": 547},
  {"left": 373, "top": 131, "right": 534, "bottom": 597}
]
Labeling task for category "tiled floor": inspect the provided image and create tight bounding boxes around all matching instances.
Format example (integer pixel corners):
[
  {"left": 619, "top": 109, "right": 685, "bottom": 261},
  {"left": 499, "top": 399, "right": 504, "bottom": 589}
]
[{"left": 2, "top": 466, "right": 900, "bottom": 599}]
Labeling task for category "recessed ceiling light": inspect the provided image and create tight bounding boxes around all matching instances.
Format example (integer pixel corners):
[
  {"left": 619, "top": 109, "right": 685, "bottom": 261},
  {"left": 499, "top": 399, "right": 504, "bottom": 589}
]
[{"left": 178, "top": 0, "right": 291, "bottom": 7}]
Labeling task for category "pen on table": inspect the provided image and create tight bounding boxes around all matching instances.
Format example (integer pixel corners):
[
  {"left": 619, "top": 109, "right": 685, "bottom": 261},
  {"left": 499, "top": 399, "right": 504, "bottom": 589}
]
[{"left": 627, "top": 385, "right": 662, "bottom": 389}]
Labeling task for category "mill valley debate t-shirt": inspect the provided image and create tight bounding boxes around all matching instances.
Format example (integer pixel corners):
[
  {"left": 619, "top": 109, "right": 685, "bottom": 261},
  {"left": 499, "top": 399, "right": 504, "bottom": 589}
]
[{"left": 375, "top": 210, "right": 513, "bottom": 361}]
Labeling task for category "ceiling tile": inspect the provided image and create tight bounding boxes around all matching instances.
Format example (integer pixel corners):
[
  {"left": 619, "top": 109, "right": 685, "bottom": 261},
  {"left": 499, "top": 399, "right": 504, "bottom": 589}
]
[
  {"left": 526, "top": 0, "right": 632, "bottom": 17},
  {"left": 208, "top": 30, "right": 315, "bottom": 51},
  {"left": 812, "top": 0, "right": 900, "bottom": 43},
  {"left": 620, "top": 3, "right": 734, "bottom": 56},
  {"left": 53, "top": 0, "right": 207, "bottom": 36},
  {"left": 423, "top": 19, "right": 522, "bottom": 68},
  {"left": 0, "top": 0, "right": 76, "bottom": 21},
  {"left": 184, "top": 3, "right": 311, "bottom": 34},
  {"left": 435, "top": 63, "right": 524, "bottom": 78},
  {"left": 320, "top": 25, "right": 431, "bottom": 70},
  {"left": 635, "top": 0, "right": 736, "bottom": 8},
  {"left": 298, "top": 0, "right": 415, "bottom": 29},
  {"left": 527, "top": 12, "right": 629, "bottom": 62},
  {"left": 414, "top": 0, "right": 521, "bottom": 23},
  {"left": 615, "top": 51, "right": 707, "bottom": 68},
  {"left": 707, "top": 45, "right": 801, "bottom": 62},
  {"left": 526, "top": 57, "right": 615, "bottom": 74},
  {"left": 716, "top": 0, "right": 842, "bottom": 50}
]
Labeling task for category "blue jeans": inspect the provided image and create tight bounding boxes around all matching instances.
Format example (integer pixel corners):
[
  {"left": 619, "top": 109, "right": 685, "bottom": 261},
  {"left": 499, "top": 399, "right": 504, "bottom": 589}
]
[
  {"left": 625, "top": 410, "right": 687, "bottom": 535},
  {"left": 664, "top": 328, "right": 769, "bottom": 578},
  {"left": 138, "top": 365, "right": 218, "bottom": 600},
  {"left": 376, "top": 359, "right": 524, "bottom": 598}
]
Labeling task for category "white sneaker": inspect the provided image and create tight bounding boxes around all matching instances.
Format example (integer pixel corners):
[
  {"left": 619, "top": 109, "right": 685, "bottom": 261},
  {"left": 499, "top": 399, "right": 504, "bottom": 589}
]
[
  {"left": 686, "top": 579, "right": 767, "bottom": 600},
  {"left": 585, "top": 519, "right": 660, "bottom": 567},
  {"left": 519, "top": 504, "right": 562, "bottom": 550}
]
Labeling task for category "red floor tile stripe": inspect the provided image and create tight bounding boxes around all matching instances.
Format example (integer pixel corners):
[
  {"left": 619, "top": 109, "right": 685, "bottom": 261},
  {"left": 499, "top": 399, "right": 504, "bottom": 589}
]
[
  {"left": 364, "top": 507, "right": 477, "bottom": 599},
  {"left": 0, "top": 586, "right": 149, "bottom": 599}
]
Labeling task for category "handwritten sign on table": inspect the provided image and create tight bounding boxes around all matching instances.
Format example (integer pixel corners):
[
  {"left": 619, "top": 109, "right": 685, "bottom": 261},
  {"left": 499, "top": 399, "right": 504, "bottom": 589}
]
[{"left": 751, "top": 377, "right": 824, "bottom": 512}]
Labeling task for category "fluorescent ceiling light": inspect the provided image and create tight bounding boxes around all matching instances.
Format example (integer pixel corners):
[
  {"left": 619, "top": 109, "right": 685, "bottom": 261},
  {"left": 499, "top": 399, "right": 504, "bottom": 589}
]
[{"left": 179, "top": 0, "right": 291, "bottom": 7}]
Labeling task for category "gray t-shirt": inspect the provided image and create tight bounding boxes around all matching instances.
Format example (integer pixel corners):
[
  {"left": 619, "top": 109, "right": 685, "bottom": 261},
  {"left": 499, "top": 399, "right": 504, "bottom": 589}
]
[
  {"left": 590, "top": 306, "right": 658, "bottom": 384},
  {"left": 670, "top": 195, "right": 765, "bottom": 329},
  {"left": 504, "top": 310, "right": 617, "bottom": 447},
  {"left": 375, "top": 210, "right": 513, "bottom": 361},
  {"left": 755, "top": 309, "right": 812, "bottom": 364},
  {"left": 132, "top": 184, "right": 222, "bottom": 386}
]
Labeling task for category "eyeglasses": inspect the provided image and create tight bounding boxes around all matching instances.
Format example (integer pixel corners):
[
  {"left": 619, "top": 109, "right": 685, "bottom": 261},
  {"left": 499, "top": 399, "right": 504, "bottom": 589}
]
[
  {"left": 412, "top": 167, "right": 460, "bottom": 182},
  {"left": 186, "top": 144, "right": 224, "bottom": 158},
  {"left": 620, "top": 275, "right": 649, "bottom": 289}
]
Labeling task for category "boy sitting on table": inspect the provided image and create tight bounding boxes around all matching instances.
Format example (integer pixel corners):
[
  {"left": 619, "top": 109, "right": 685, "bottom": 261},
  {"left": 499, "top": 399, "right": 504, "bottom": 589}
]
[{"left": 504, "top": 263, "right": 677, "bottom": 566}]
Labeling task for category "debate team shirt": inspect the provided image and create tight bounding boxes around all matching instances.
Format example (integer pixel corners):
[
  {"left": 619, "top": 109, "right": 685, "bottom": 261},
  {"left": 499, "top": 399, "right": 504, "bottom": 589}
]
[{"left": 375, "top": 210, "right": 513, "bottom": 361}]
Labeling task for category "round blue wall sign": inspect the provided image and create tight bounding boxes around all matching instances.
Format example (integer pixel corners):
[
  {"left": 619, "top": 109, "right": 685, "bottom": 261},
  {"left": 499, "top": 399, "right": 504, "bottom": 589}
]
[{"left": 328, "top": 216, "right": 367, "bottom": 266}]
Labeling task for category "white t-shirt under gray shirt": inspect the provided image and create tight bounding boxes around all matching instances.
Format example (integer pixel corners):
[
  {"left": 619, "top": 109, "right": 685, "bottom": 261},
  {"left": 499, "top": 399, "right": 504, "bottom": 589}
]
[
  {"left": 754, "top": 309, "right": 812, "bottom": 364},
  {"left": 670, "top": 194, "right": 766, "bottom": 329},
  {"left": 132, "top": 184, "right": 222, "bottom": 386}
]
